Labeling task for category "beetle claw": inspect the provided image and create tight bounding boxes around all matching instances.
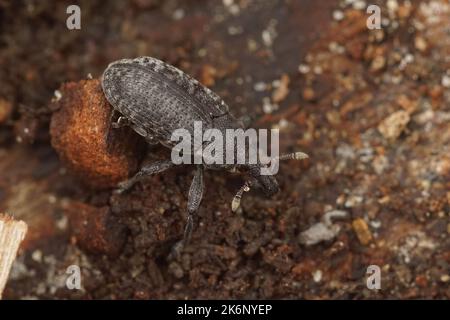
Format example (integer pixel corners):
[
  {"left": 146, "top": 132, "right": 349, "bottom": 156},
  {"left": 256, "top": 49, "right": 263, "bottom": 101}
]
[
  {"left": 115, "top": 180, "right": 133, "bottom": 194},
  {"left": 111, "top": 116, "right": 130, "bottom": 129}
]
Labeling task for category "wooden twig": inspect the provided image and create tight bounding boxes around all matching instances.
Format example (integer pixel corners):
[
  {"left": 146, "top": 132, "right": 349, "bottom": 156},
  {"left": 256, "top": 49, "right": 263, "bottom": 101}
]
[{"left": 0, "top": 214, "right": 28, "bottom": 299}]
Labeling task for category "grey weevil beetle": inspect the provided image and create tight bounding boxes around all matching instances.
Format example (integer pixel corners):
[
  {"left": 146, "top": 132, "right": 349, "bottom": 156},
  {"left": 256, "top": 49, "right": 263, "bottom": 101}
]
[{"left": 101, "top": 56, "right": 308, "bottom": 254}]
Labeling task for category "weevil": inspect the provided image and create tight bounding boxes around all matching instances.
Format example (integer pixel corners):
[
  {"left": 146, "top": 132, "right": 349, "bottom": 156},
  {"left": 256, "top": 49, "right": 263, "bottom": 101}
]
[{"left": 101, "top": 56, "right": 308, "bottom": 253}]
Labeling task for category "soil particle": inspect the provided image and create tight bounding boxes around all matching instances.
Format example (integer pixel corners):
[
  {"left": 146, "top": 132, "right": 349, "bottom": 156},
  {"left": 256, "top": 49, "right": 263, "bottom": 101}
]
[
  {"left": 49, "top": 79, "right": 143, "bottom": 189},
  {"left": 352, "top": 218, "right": 373, "bottom": 246},
  {"left": 377, "top": 110, "right": 411, "bottom": 141},
  {"left": 67, "top": 202, "right": 128, "bottom": 258}
]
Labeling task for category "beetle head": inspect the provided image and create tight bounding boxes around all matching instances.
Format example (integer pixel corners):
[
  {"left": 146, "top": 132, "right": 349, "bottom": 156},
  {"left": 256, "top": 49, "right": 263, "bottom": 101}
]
[
  {"left": 248, "top": 164, "right": 279, "bottom": 197},
  {"left": 256, "top": 174, "right": 279, "bottom": 197}
]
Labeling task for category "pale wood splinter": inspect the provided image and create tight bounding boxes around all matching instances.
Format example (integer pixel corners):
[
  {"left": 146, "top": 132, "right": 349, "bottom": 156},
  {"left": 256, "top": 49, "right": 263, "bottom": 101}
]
[{"left": 0, "top": 214, "right": 28, "bottom": 299}]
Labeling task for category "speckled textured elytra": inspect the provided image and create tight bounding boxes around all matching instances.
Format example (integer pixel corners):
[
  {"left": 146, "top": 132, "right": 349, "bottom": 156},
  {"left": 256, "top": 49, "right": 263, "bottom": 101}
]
[
  {"left": 101, "top": 56, "right": 307, "bottom": 254},
  {"left": 102, "top": 56, "right": 232, "bottom": 148}
]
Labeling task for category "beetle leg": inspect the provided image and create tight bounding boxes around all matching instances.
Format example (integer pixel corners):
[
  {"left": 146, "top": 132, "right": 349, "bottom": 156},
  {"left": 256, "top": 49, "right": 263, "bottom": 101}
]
[
  {"left": 171, "top": 165, "right": 204, "bottom": 257},
  {"left": 111, "top": 116, "right": 130, "bottom": 129},
  {"left": 115, "top": 160, "right": 175, "bottom": 194},
  {"left": 105, "top": 110, "right": 130, "bottom": 152},
  {"left": 185, "top": 165, "right": 204, "bottom": 241}
]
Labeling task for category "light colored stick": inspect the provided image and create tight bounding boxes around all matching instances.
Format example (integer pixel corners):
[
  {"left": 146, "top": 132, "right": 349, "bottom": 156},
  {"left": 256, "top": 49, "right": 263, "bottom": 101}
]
[{"left": 0, "top": 214, "right": 28, "bottom": 299}]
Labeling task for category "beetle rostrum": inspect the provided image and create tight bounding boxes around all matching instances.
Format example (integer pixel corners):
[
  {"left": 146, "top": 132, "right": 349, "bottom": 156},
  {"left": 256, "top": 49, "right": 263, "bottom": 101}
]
[{"left": 101, "top": 56, "right": 308, "bottom": 254}]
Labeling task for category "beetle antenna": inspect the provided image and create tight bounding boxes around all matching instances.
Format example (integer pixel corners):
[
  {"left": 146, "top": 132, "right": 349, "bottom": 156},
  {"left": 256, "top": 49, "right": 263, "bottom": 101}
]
[
  {"left": 231, "top": 180, "right": 252, "bottom": 212},
  {"left": 274, "top": 151, "right": 309, "bottom": 161}
]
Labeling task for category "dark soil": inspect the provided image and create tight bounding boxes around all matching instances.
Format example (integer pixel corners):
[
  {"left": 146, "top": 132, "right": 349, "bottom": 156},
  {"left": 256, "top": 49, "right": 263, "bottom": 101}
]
[{"left": 0, "top": 0, "right": 449, "bottom": 299}]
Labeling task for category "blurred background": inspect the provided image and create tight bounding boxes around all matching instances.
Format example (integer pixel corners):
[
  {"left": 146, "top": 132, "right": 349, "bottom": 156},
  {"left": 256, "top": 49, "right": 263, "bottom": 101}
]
[{"left": 0, "top": 0, "right": 449, "bottom": 299}]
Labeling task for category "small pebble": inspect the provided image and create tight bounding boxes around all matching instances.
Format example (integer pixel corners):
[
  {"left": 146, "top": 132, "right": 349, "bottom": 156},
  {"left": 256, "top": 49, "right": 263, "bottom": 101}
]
[
  {"left": 441, "top": 75, "right": 450, "bottom": 88},
  {"left": 254, "top": 82, "right": 267, "bottom": 92},
  {"left": 414, "top": 36, "right": 428, "bottom": 52},
  {"left": 332, "top": 10, "right": 345, "bottom": 21},
  {"left": 272, "top": 74, "right": 290, "bottom": 103},
  {"left": 313, "top": 270, "right": 323, "bottom": 283},
  {"left": 31, "top": 250, "right": 43, "bottom": 263},
  {"left": 172, "top": 9, "right": 185, "bottom": 20},
  {"left": 262, "top": 97, "right": 278, "bottom": 114},
  {"left": 53, "top": 90, "right": 62, "bottom": 101},
  {"left": 298, "top": 64, "right": 310, "bottom": 74},
  {"left": 371, "top": 55, "right": 386, "bottom": 72},
  {"left": 378, "top": 110, "right": 410, "bottom": 141},
  {"left": 345, "top": 195, "right": 363, "bottom": 208},
  {"left": 353, "top": 0, "right": 366, "bottom": 10}
]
